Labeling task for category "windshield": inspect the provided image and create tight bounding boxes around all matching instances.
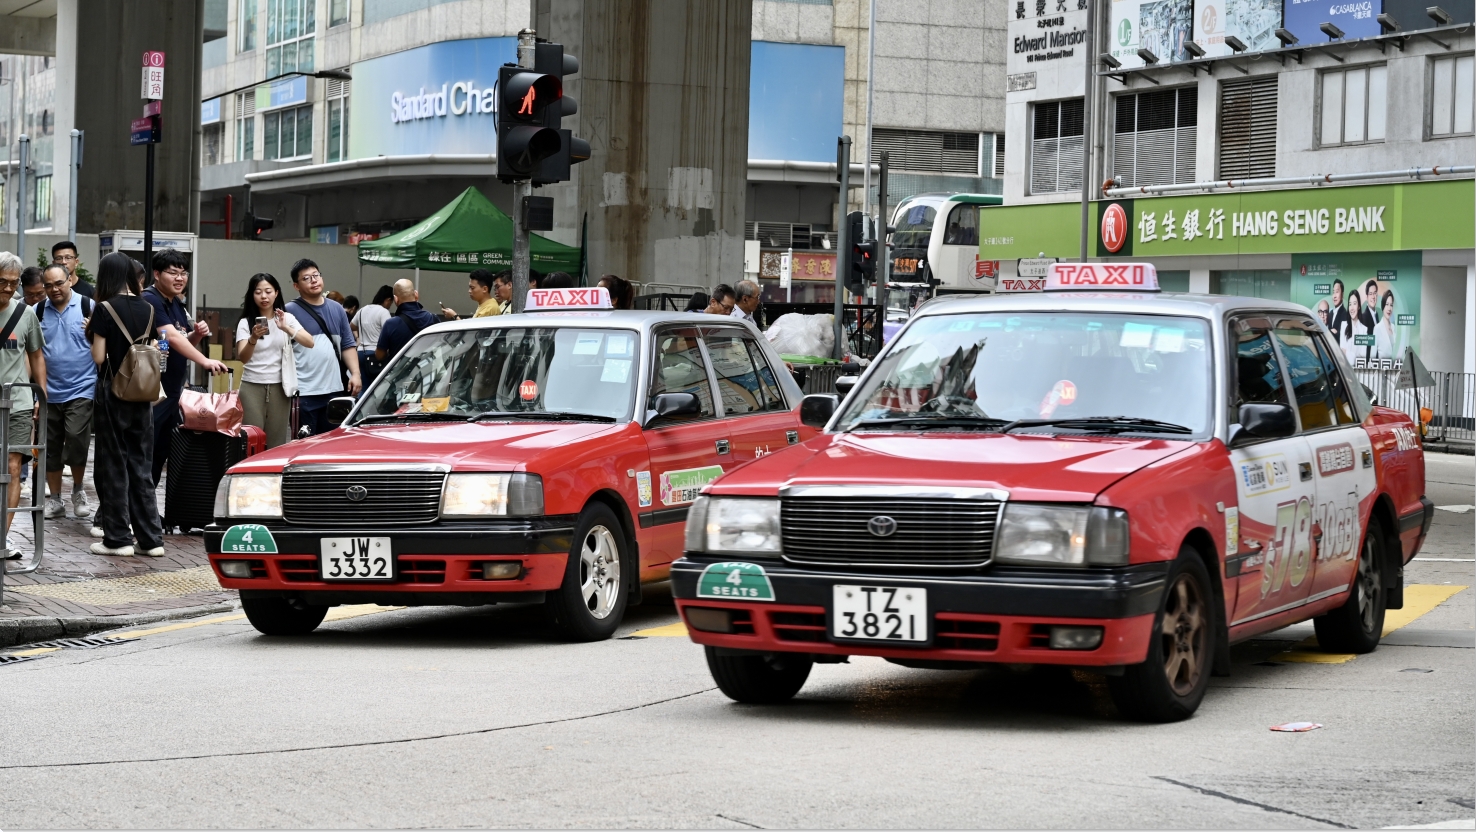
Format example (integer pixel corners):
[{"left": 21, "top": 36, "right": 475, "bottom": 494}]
[
  {"left": 355, "top": 327, "right": 639, "bottom": 423},
  {"left": 834, "top": 312, "right": 1213, "bottom": 435},
  {"left": 892, "top": 200, "right": 939, "bottom": 250}
]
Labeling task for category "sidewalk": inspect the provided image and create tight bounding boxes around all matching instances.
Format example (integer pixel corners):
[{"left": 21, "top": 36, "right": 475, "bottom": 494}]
[{"left": 0, "top": 471, "right": 235, "bottom": 647}]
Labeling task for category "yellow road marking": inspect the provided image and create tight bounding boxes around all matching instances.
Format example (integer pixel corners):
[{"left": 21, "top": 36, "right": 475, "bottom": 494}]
[
  {"left": 110, "top": 614, "right": 248, "bottom": 640},
  {"left": 629, "top": 621, "right": 689, "bottom": 638},
  {"left": 324, "top": 604, "right": 405, "bottom": 622},
  {"left": 6, "top": 646, "right": 60, "bottom": 657},
  {"left": 1277, "top": 584, "right": 1468, "bottom": 663}
]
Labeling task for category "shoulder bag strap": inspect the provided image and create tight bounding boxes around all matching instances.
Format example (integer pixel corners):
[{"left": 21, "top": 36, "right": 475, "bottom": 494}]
[
  {"left": 0, "top": 303, "right": 26, "bottom": 344},
  {"left": 293, "top": 300, "right": 347, "bottom": 374}
]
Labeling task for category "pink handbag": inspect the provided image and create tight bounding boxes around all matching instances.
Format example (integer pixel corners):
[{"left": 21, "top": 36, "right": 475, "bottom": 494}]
[{"left": 179, "top": 370, "right": 243, "bottom": 436}]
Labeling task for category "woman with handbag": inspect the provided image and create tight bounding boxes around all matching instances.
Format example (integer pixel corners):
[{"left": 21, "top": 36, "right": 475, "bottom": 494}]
[
  {"left": 235, "top": 273, "right": 313, "bottom": 448},
  {"left": 86, "top": 252, "right": 166, "bottom": 557}
]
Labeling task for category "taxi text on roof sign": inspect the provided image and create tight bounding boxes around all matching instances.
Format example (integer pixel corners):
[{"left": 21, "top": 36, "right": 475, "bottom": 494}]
[
  {"left": 1044, "top": 262, "right": 1159, "bottom": 292},
  {"left": 524, "top": 286, "right": 613, "bottom": 310}
]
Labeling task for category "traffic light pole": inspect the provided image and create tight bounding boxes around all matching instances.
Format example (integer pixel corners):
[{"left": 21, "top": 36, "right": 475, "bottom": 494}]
[
  {"left": 834, "top": 136, "right": 851, "bottom": 361},
  {"left": 509, "top": 28, "right": 538, "bottom": 314},
  {"left": 144, "top": 141, "right": 155, "bottom": 273},
  {"left": 875, "top": 151, "right": 889, "bottom": 359}
]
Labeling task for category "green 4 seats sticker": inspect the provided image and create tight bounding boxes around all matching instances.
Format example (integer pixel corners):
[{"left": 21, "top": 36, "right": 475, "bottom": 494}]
[
  {"left": 697, "top": 562, "right": 775, "bottom": 601},
  {"left": 221, "top": 524, "right": 278, "bottom": 554}
]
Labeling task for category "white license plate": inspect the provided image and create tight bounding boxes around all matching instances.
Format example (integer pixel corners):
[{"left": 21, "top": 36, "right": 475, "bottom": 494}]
[
  {"left": 320, "top": 537, "right": 393, "bottom": 581},
  {"left": 831, "top": 585, "right": 928, "bottom": 643}
]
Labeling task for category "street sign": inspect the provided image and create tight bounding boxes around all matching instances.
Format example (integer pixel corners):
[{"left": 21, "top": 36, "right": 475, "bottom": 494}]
[
  {"left": 779, "top": 250, "right": 792, "bottom": 289},
  {"left": 1396, "top": 347, "right": 1434, "bottom": 390},
  {"left": 1017, "top": 257, "right": 1057, "bottom": 278},
  {"left": 141, "top": 66, "right": 165, "bottom": 100},
  {"left": 129, "top": 115, "right": 160, "bottom": 145},
  {"left": 142, "top": 50, "right": 166, "bottom": 67},
  {"left": 143, "top": 100, "right": 162, "bottom": 117}
]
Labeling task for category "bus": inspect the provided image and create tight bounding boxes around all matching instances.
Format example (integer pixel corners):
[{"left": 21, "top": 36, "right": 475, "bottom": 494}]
[{"left": 887, "top": 193, "right": 1002, "bottom": 295}]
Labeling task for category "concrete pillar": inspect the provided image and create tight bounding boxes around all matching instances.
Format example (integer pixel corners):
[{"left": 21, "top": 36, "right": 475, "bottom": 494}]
[
  {"left": 540, "top": 0, "right": 752, "bottom": 287},
  {"left": 1465, "top": 265, "right": 1475, "bottom": 376},
  {"left": 1189, "top": 268, "right": 1210, "bottom": 294},
  {"left": 51, "top": 0, "right": 78, "bottom": 237}
]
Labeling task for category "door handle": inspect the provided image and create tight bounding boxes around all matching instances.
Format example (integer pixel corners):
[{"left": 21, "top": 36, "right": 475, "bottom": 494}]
[
  {"left": 716, "top": 439, "right": 730, "bottom": 455},
  {"left": 1299, "top": 462, "right": 1312, "bottom": 481}
]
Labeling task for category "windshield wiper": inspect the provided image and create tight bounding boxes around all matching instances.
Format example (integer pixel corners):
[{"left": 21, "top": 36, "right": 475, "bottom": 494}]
[
  {"left": 470, "top": 410, "right": 618, "bottom": 423},
  {"left": 849, "top": 416, "right": 1009, "bottom": 431},
  {"left": 998, "top": 416, "right": 1194, "bottom": 435},
  {"left": 353, "top": 411, "right": 472, "bottom": 425}
]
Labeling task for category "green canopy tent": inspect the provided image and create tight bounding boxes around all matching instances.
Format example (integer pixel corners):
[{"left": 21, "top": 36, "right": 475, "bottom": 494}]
[{"left": 357, "top": 186, "right": 581, "bottom": 276}]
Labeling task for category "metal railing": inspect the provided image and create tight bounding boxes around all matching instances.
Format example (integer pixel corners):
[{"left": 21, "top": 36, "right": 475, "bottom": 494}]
[
  {"left": 0, "top": 382, "right": 47, "bottom": 607},
  {"left": 1353, "top": 368, "right": 1474, "bottom": 446}
]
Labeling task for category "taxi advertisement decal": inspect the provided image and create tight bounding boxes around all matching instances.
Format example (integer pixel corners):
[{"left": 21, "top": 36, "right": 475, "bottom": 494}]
[
  {"left": 1238, "top": 454, "right": 1291, "bottom": 496},
  {"left": 696, "top": 562, "right": 775, "bottom": 601},
  {"left": 636, "top": 471, "right": 653, "bottom": 508},
  {"left": 1224, "top": 507, "right": 1239, "bottom": 558},
  {"left": 1315, "top": 443, "right": 1355, "bottom": 477},
  {"left": 660, "top": 466, "right": 724, "bottom": 506}
]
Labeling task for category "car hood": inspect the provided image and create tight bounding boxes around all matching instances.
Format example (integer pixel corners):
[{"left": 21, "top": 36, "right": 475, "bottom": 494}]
[
  {"left": 713, "top": 431, "right": 1195, "bottom": 502},
  {"left": 229, "top": 420, "right": 626, "bottom": 472}
]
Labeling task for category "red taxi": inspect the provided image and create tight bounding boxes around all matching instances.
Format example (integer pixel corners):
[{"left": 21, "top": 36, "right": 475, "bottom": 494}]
[
  {"left": 206, "top": 287, "right": 812, "bottom": 640},
  {"left": 672, "top": 264, "right": 1431, "bottom": 721}
]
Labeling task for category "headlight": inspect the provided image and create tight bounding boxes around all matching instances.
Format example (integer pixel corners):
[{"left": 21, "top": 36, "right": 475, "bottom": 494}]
[
  {"left": 218, "top": 474, "right": 282, "bottom": 519},
  {"left": 684, "top": 496, "right": 782, "bottom": 555},
  {"left": 442, "top": 473, "right": 544, "bottom": 517},
  {"left": 995, "top": 504, "right": 1129, "bottom": 566}
]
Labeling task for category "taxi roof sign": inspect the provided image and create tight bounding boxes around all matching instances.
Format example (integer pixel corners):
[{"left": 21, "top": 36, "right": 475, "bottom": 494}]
[
  {"left": 525, "top": 286, "right": 614, "bottom": 310},
  {"left": 1045, "top": 262, "right": 1159, "bottom": 292}
]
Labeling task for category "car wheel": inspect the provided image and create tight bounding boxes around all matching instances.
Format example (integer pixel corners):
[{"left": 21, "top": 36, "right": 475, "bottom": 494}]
[
  {"left": 241, "top": 595, "right": 328, "bottom": 636},
  {"left": 705, "top": 647, "right": 813, "bottom": 704},
  {"left": 548, "top": 503, "right": 629, "bottom": 642},
  {"left": 1109, "top": 551, "right": 1215, "bottom": 723},
  {"left": 1314, "top": 514, "right": 1386, "bottom": 654}
]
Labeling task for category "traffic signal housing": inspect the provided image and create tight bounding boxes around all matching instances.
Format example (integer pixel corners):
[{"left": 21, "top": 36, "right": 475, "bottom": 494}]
[
  {"left": 248, "top": 215, "right": 274, "bottom": 241},
  {"left": 497, "top": 64, "right": 563, "bottom": 181},
  {"left": 844, "top": 211, "right": 876, "bottom": 296},
  {"left": 532, "top": 42, "right": 591, "bottom": 186}
]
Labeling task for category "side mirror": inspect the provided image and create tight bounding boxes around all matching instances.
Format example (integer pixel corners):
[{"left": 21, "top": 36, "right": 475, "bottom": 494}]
[
  {"left": 645, "top": 391, "right": 700, "bottom": 425},
  {"left": 835, "top": 376, "right": 858, "bottom": 398},
  {"left": 326, "top": 396, "right": 356, "bottom": 426},
  {"left": 800, "top": 394, "right": 839, "bottom": 429},
  {"left": 1229, "top": 402, "right": 1296, "bottom": 447}
]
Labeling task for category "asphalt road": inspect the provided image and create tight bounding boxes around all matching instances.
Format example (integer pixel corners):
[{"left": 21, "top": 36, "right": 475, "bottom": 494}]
[{"left": 0, "top": 454, "right": 1470, "bottom": 829}]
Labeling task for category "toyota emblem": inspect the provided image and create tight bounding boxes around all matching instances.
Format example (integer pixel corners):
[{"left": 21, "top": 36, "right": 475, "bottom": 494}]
[
  {"left": 345, "top": 485, "right": 369, "bottom": 502},
  {"left": 867, "top": 516, "right": 898, "bottom": 537}
]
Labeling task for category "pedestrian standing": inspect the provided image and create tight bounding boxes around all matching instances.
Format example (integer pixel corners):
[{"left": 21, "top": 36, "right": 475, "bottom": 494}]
[
  {"left": 352, "top": 285, "right": 393, "bottom": 392},
  {"left": 706, "top": 284, "right": 735, "bottom": 315},
  {"left": 236, "top": 273, "right": 314, "bottom": 448},
  {"left": 730, "top": 280, "right": 761, "bottom": 324},
  {"left": 542, "top": 272, "right": 576, "bottom": 289},
  {"left": 598, "top": 274, "right": 634, "bottom": 309},
  {"left": 20, "top": 267, "right": 46, "bottom": 308},
  {"left": 142, "top": 250, "right": 229, "bottom": 487},
  {"left": 0, "top": 253, "right": 45, "bottom": 559},
  {"left": 86, "top": 252, "right": 164, "bottom": 557},
  {"left": 492, "top": 272, "right": 514, "bottom": 314},
  {"left": 440, "top": 269, "right": 502, "bottom": 320},
  {"left": 36, "top": 263, "right": 96, "bottom": 520},
  {"left": 374, "top": 279, "right": 438, "bottom": 365},
  {"left": 285, "top": 259, "right": 360, "bottom": 436},
  {"left": 341, "top": 295, "right": 360, "bottom": 323},
  {"left": 51, "top": 241, "right": 94, "bottom": 298}
]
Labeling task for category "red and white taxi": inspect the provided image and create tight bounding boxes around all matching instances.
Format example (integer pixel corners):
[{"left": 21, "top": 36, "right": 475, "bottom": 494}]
[
  {"left": 672, "top": 264, "right": 1431, "bottom": 721},
  {"left": 206, "top": 287, "right": 813, "bottom": 640}
]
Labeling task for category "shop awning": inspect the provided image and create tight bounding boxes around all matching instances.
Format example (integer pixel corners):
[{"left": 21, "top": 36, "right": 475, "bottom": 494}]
[{"left": 356, "top": 186, "right": 582, "bottom": 274}]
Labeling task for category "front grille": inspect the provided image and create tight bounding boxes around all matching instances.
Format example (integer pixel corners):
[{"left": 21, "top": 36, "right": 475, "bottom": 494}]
[
  {"left": 780, "top": 497, "right": 1001, "bottom": 568},
  {"left": 282, "top": 470, "right": 446, "bottom": 526},
  {"left": 771, "top": 611, "right": 827, "bottom": 643},
  {"left": 935, "top": 616, "right": 1001, "bottom": 652},
  {"left": 276, "top": 557, "right": 446, "bottom": 585}
]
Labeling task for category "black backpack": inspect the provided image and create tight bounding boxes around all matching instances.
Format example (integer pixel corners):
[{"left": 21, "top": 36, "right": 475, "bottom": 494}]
[{"left": 36, "top": 296, "right": 93, "bottom": 322}]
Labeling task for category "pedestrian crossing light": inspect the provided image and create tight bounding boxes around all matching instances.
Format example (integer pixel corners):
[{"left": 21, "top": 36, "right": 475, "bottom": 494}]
[
  {"left": 531, "top": 42, "right": 591, "bottom": 186},
  {"left": 497, "top": 65, "right": 563, "bottom": 181},
  {"left": 843, "top": 211, "right": 876, "bottom": 297}
]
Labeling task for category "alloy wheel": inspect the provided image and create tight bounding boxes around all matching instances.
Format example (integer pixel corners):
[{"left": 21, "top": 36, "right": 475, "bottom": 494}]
[
  {"left": 578, "top": 525, "right": 621, "bottom": 619},
  {"left": 1356, "top": 534, "right": 1382, "bottom": 633},
  {"left": 1161, "top": 573, "right": 1207, "bottom": 696}
]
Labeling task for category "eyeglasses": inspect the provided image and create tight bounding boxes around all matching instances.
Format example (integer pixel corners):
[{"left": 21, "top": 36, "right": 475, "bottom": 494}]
[
  {"left": 298, "top": 272, "right": 323, "bottom": 281},
  {"left": 160, "top": 268, "right": 189, "bottom": 279},
  {"left": 55, "top": 254, "right": 78, "bottom": 262},
  {"left": 0, "top": 279, "right": 19, "bottom": 290},
  {"left": 42, "top": 280, "right": 68, "bottom": 290}
]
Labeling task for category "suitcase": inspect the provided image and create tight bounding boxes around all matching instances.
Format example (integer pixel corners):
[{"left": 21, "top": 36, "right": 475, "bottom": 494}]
[{"left": 163, "top": 425, "right": 267, "bottom": 533}]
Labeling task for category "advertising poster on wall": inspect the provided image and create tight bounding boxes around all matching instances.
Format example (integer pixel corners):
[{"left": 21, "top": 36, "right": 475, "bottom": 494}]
[
  {"left": 1291, "top": 251, "right": 1422, "bottom": 369},
  {"left": 1282, "top": 0, "right": 1381, "bottom": 45},
  {"left": 1192, "top": 0, "right": 1282, "bottom": 56},
  {"left": 1110, "top": 0, "right": 1194, "bottom": 69}
]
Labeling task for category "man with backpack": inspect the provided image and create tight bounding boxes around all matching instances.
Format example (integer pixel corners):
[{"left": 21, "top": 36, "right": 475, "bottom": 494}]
[
  {"left": 36, "top": 263, "right": 96, "bottom": 520},
  {"left": 286, "top": 259, "right": 360, "bottom": 436},
  {"left": 374, "top": 278, "right": 439, "bottom": 365},
  {"left": 0, "top": 253, "right": 47, "bottom": 559}
]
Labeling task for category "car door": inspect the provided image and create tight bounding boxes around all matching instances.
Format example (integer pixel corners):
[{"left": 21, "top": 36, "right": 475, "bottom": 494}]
[
  {"left": 1272, "top": 318, "right": 1378, "bottom": 604},
  {"left": 640, "top": 326, "right": 728, "bottom": 565},
  {"left": 1226, "top": 316, "right": 1320, "bottom": 629},
  {"left": 701, "top": 326, "right": 801, "bottom": 462}
]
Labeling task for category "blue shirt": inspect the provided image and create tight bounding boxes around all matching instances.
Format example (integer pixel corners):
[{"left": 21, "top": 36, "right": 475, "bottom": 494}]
[
  {"left": 287, "top": 297, "right": 357, "bottom": 397},
  {"left": 37, "top": 292, "right": 96, "bottom": 403},
  {"left": 376, "top": 302, "right": 438, "bottom": 362},
  {"left": 142, "top": 286, "right": 191, "bottom": 398}
]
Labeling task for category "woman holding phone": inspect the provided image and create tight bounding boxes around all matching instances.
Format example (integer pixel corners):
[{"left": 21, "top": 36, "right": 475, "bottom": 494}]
[{"left": 236, "top": 273, "right": 314, "bottom": 447}]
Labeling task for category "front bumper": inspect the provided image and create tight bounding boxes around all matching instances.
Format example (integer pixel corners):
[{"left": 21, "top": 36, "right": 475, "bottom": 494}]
[
  {"left": 671, "top": 556, "right": 1167, "bottom": 666},
  {"left": 205, "top": 518, "right": 575, "bottom": 603}
]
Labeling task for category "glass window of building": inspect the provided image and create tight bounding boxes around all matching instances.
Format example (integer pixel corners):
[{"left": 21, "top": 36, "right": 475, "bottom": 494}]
[
  {"left": 1212, "top": 271, "right": 1291, "bottom": 301},
  {"left": 235, "top": 92, "right": 256, "bottom": 162},
  {"left": 264, "top": 104, "right": 313, "bottom": 161},
  {"left": 326, "top": 77, "right": 350, "bottom": 162},
  {"left": 1430, "top": 55, "right": 1474, "bottom": 137},
  {"left": 204, "top": 122, "right": 225, "bottom": 165},
  {"left": 330, "top": 0, "right": 349, "bottom": 27},
  {"left": 238, "top": 0, "right": 257, "bottom": 51},
  {"left": 1030, "top": 98, "right": 1084, "bottom": 194},
  {"left": 32, "top": 175, "right": 52, "bottom": 223},
  {"left": 1319, "top": 64, "right": 1387, "bottom": 146},
  {"left": 1113, "top": 86, "right": 1197, "bottom": 187},
  {"left": 1218, "top": 76, "right": 1277, "bottom": 179},
  {"left": 870, "top": 129, "right": 981, "bottom": 175},
  {"left": 266, "top": 0, "right": 316, "bottom": 77}
]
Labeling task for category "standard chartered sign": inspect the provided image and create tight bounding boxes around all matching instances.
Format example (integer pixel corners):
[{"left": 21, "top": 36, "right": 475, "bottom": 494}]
[{"left": 391, "top": 81, "right": 499, "bottom": 124}]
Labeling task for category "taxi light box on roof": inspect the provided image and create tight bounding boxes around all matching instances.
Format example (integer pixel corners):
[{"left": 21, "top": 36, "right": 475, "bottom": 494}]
[
  {"left": 1045, "top": 263, "right": 1160, "bottom": 291},
  {"left": 525, "top": 287, "right": 613, "bottom": 310}
]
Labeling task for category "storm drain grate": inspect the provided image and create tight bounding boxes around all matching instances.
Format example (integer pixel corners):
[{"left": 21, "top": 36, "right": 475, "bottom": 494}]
[
  {"left": 25, "top": 636, "right": 131, "bottom": 650},
  {"left": 0, "top": 654, "right": 44, "bottom": 666}
]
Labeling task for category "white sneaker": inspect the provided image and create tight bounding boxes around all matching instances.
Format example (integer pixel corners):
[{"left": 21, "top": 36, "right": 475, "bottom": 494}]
[
  {"left": 44, "top": 497, "right": 66, "bottom": 519},
  {"left": 71, "top": 489, "right": 93, "bottom": 518},
  {"left": 138, "top": 546, "right": 165, "bottom": 557},
  {"left": 90, "top": 525, "right": 106, "bottom": 538},
  {"left": 90, "top": 542, "right": 135, "bottom": 556}
]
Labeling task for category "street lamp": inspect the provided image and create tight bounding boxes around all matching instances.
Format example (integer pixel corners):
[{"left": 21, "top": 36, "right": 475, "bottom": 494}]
[{"left": 205, "top": 68, "right": 352, "bottom": 103}]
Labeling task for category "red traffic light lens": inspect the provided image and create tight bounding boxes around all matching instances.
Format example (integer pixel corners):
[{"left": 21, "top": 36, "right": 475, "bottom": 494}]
[{"left": 501, "top": 72, "right": 562, "bottom": 123}]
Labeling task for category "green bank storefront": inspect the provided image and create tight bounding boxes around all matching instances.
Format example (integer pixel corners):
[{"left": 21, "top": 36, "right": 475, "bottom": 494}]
[{"left": 978, "top": 180, "right": 1475, "bottom": 374}]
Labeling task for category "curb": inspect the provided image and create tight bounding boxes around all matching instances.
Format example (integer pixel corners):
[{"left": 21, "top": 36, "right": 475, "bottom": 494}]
[{"left": 0, "top": 601, "right": 239, "bottom": 649}]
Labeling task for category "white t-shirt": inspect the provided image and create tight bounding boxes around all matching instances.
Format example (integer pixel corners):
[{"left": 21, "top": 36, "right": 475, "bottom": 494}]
[
  {"left": 235, "top": 311, "right": 303, "bottom": 385},
  {"left": 353, "top": 304, "right": 391, "bottom": 349}
]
